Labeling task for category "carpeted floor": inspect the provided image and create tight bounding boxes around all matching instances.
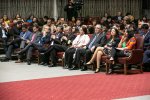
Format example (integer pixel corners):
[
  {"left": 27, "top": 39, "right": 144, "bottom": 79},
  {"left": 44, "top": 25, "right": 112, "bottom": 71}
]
[{"left": 0, "top": 73, "right": 150, "bottom": 100}]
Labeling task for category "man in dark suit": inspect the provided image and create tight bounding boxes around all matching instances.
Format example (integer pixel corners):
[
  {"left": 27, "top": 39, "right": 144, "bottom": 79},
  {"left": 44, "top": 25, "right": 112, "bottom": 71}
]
[
  {"left": 1, "top": 24, "right": 32, "bottom": 62},
  {"left": 141, "top": 24, "right": 150, "bottom": 70},
  {"left": 71, "top": 24, "right": 107, "bottom": 70},
  {"left": 39, "top": 25, "right": 64, "bottom": 66},
  {"left": 141, "top": 24, "right": 150, "bottom": 51},
  {"left": 64, "top": 0, "right": 78, "bottom": 21},
  {"left": 7, "top": 21, "right": 22, "bottom": 39},
  {"left": 48, "top": 26, "right": 76, "bottom": 67},
  {"left": 34, "top": 25, "right": 51, "bottom": 65}
]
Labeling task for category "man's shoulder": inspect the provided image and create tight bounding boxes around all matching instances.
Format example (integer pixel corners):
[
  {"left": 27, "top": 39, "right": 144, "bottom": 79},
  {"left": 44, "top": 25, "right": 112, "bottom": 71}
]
[
  {"left": 27, "top": 31, "right": 32, "bottom": 34},
  {"left": 98, "top": 32, "right": 106, "bottom": 38}
]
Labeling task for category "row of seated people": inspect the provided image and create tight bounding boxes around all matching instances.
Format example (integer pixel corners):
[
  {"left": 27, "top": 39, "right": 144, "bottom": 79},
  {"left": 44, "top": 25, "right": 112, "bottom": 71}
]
[
  {"left": 64, "top": 24, "right": 139, "bottom": 74},
  {"left": 0, "top": 22, "right": 150, "bottom": 74},
  {"left": 0, "top": 22, "right": 78, "bottom": 65}
]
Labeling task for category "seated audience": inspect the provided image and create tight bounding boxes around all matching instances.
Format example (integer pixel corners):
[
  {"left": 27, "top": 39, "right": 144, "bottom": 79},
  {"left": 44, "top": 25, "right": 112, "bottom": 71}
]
[
  {"left": 141, "top": 24, "right": 150, "bottom": 70},
  {"left": 141, "top": 24, "right": 150, "bottom": 51},
  {"left": 86, "top": 28, "right": 120, "bottom": 73},
  {"left": 108, "top": 29, "right": 136, "bottom": 74},
  {"left": 1, "top": 24, "right": 32, "bottom": 62},
  {"left": 39, "top": 25, "right": 64, "bottom": 66},
  {"left": 0, "top": 12, "right": 148, "bottom": 73},
  {"left": 16, "top": 25, "right": 42, "bottom": 65},
  {"left": 48, "top": 26, "right": 76, "bottom": 67},
  {"left": 73, "top": 24, "right": 107, "bottom": 71},
  {"left": 64, "top": 25, "right": 90, "bottom": 70}
]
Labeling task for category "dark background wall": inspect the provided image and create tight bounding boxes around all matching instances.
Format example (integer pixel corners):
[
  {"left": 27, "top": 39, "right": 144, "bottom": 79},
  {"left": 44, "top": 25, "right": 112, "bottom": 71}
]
[
  {"left": 0, "top": 0, "right": 143, "bottom": 19},
  {"left": 142, "top": 0, "right": 150, "bottom": 18}
]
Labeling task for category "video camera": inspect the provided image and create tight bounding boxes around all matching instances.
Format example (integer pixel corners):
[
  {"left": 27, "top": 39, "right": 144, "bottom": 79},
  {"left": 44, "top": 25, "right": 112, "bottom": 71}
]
[{"left": 74, "top": 0, "right": 84, "bottom": 10}]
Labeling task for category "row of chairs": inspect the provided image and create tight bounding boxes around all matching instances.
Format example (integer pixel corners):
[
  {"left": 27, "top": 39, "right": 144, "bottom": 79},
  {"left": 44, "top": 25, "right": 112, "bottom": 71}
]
[
  {"left": 6, "top": 33, "right": 143, "bottom": 75},
  {"left": 60, "top": 34, "right": 143, "bottom": 75},
  {"left": 50, "top": 34, "right": 143, "bottom": 75}
]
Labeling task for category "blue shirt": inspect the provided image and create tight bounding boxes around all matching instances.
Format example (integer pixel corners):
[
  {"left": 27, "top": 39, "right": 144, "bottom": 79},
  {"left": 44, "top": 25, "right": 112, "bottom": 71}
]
[{"left": 20, "top": 31, "right": 32, "bottom": 40}]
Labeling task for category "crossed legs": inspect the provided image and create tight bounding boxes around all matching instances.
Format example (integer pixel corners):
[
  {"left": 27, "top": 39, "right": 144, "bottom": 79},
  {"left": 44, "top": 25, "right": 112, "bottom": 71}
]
[{"left": 86, "top": 47, "right": 104, "bottom": 72}]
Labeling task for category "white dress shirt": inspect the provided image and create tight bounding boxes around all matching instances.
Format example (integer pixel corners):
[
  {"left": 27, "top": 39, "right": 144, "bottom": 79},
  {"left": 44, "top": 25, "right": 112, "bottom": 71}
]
[{"left": 72, "top": 34, "right": 90, "bottom": 47}]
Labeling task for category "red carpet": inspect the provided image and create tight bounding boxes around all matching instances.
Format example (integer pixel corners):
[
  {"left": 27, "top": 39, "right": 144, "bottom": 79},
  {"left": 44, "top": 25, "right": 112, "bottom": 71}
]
[{"left": 0, "top": 73, "right": 150, "bottom": 100}]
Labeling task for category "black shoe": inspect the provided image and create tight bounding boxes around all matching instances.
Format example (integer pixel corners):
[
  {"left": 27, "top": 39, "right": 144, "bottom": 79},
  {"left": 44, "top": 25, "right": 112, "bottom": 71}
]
[
  {"left": 68, "top": 65, "right": 72, "bottom": 69},
  {"left": 81, "top": 66, "right": 87, "bottom": 71},
  {"left": 1, "top": 57, "right": 10, "bottom": 62},
  {"left": 48, "top": 64, "right": 56, "bottom": 67},
  {"left": 27, "top": 60, "right": 31, "bottom": 65},
  {"left": 39, "top": 62, "right": 45, "bottom": 65},
  {"left": 64, "top": 65, "right": 69, "bottom": 69},
  {"left": 43, "top": 63, "right": 49, "bottom": 66},
  {"left": 70, "top": 65, "right": 78, "bottom": 70}
]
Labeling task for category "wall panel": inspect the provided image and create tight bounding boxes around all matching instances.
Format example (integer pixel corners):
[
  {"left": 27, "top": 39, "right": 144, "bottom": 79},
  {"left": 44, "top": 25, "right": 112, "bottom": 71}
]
[{"left": 0, "top": 0, "right": 142, "bottom": 19}]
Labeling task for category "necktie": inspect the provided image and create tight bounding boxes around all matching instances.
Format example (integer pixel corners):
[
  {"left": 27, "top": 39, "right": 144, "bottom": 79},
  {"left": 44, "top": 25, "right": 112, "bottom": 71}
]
[
  {"left": 31, "top": 34, "right": 35, "bottom": 42},
  {"left": 88, "top": 35, "right": 97, "bottom": 49}
]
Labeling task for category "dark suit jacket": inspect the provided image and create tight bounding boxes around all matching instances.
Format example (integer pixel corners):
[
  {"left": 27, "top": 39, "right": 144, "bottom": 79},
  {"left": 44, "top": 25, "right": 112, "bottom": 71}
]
[
  {"left": 64, "top": 3, "right": 78, "bottom": 21},
  {"left": 40, "top": 34, "right": 51, "bottom": 45},
  {"left": 0, "top": 27, "right": 3, "bottom": 38},
  {"left": 31, "top": 31, "right": 42, "bottom": 45},
  {"left": 0, "top": 27, "right": 2, "bottom": 38},
  {"left": 86, "top": 32, "right": 107, "bottom": 49},
  {"left": 143, "top": 31, "right": 150, "bottom": 50},
  {"left": 8, "top": 30, "right": 32, "bottom": 48},
  {"left": 9, "top": 26, "right": 22, "bottom": 38},
  {"left": 50, "top": 32, "right": 63, "bottom": 45},
  {"left": 61, "top": 32, "right": 76, "bottom": 46}
]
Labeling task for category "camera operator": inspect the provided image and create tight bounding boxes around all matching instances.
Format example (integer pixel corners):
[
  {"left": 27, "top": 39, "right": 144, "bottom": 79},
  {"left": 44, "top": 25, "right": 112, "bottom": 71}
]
[{"left": 64, "top": 0, "right": 78, "bottom": 21}]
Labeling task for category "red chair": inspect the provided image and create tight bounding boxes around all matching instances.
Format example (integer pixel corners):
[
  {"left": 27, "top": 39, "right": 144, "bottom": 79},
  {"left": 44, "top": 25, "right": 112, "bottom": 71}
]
[
  {"left": 57, "top": 52, "right": 65, "bottom": 66},
  {"left": 106, "top": 35, "right": 144, "bottom": 74}
]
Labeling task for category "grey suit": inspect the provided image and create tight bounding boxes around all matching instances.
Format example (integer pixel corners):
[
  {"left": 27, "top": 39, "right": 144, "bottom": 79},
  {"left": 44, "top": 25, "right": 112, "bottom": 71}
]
[{"left": 18, "top": 32, "right": 42, "bottom": 60}]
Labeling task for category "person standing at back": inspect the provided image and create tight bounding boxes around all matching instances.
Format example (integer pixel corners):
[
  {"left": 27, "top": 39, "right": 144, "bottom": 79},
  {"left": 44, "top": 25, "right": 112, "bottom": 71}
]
[{"left": 64, "top": 0, "right": 78, "bottom": 21}]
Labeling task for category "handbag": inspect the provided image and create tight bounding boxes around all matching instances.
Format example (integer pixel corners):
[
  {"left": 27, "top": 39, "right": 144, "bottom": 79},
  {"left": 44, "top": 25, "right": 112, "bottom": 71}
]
[
  {"left": 124, "top": 50, "right": 131, "bottom": 57},
  {"left": 103, "top": 47, "right": 111, "bottom": 56}
]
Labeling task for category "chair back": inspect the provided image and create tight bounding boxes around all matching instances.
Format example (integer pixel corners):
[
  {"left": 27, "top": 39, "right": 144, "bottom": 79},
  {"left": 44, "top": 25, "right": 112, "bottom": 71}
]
[{"left": 135, "top": 35, "right": 144, "bottom": 50}]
